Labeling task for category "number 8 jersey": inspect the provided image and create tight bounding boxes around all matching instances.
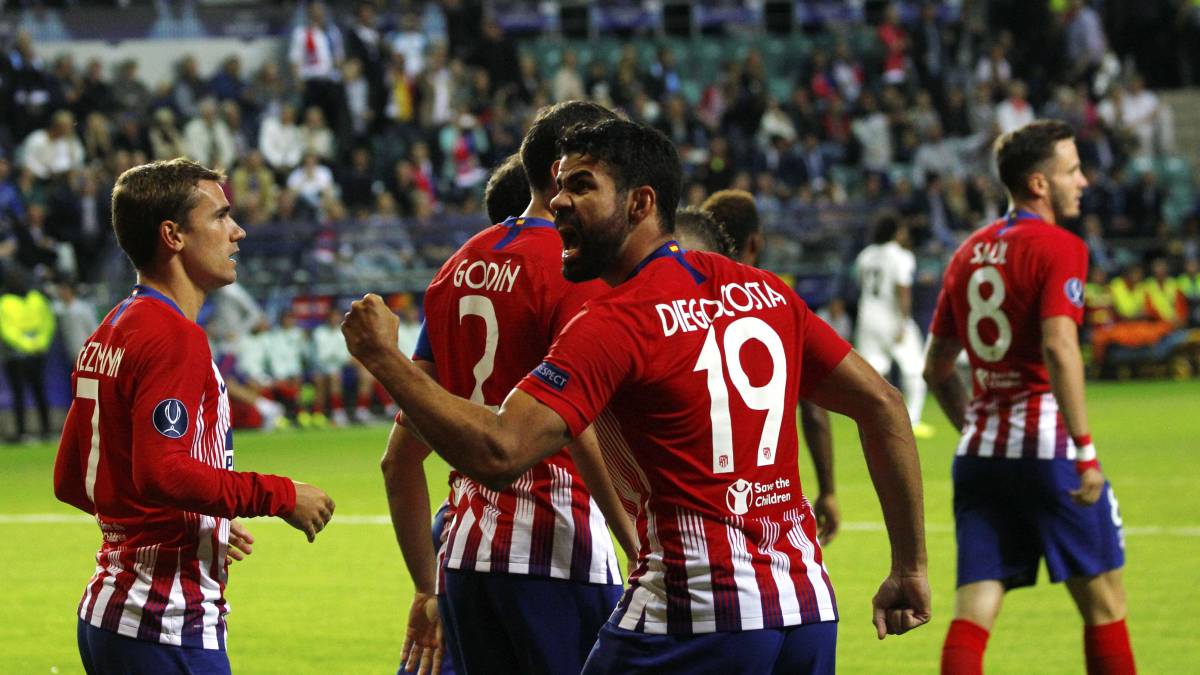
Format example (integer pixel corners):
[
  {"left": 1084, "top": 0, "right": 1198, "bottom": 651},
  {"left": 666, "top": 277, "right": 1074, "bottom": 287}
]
[
  {"left": 929, "top": 212, "right": 1089, "bottom": 460},
  {"left": 516, "top": 242, "right": 852, "bottom": 635}
]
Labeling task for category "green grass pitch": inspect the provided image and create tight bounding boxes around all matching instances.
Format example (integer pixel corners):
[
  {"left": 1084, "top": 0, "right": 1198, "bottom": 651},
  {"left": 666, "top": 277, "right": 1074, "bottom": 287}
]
[{"left": 2, "top": 380, "right": 1197, "bottom": 673}]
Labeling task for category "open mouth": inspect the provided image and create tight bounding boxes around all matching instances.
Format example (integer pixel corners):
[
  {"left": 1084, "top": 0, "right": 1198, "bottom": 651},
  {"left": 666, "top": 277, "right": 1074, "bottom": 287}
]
[{"left": 558, "top": 224, "right": 581, "bottom": 260}]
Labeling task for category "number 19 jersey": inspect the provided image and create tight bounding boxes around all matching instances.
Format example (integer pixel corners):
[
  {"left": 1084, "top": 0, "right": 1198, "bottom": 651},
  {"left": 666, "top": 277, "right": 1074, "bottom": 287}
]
[
  {"left": 930, "top": 213, "right": 1089, "bottom": 460},
  {"left": 418, "top": 216, "right": 621, "bottom": 584},
  {"left": 517, "top": 243, "right": 852, "bottom": 635}
]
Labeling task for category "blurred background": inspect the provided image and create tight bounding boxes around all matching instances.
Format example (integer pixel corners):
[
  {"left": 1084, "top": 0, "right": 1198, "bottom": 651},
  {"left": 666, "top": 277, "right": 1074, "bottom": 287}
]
[{"left": 1, "top": 0, "right": 1199, "bottom": 440}]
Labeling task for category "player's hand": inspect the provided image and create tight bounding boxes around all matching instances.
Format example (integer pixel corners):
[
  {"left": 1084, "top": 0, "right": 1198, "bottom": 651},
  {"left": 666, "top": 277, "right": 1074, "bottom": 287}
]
[
  {"left": 284, "top": 481, "right": 335, "bottom": 542},
  {"left": 341, "top": 293, "right": 400, "bottom": 362},
  {"left": 1070, "top": 467, "right": 1105, "bottom": 506},
  {"left": 813, "top": 492, "right": 840, "bottom": 546},
  {"left": 871, "top": 571, "right": 931, "bottom": 640},
  {"left": 226, "top": 519, "right": 255, "bottom": 564},
  {"left": 401, "top": 591, "right": 443, "bottom": 675}
]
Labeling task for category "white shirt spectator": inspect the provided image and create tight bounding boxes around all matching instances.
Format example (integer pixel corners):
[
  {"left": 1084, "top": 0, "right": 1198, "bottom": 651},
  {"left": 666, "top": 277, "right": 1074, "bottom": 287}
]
[
  {"left": 289, "top": 23, "right": 343, "bottom": 81},
  {"left": 994, "top": 96, "right": 1035, "bottom": 135},
  {"left": 852, "top": 111, "right": 892, "bottom": 172},
  {"left": 205, "top": 282, "right": 264, "bottom": 357},
  {"left": 19, "top": 128, "right": 85, "bottom": 179},
  {"left": 183, "top": 115, "right": 236, "bottom": 172},
  {"left": 287, "top": 161, "right": 335, "bottom": 207},
  {"left": 259, "top": 113, "right": 304, "bottom": 172}
]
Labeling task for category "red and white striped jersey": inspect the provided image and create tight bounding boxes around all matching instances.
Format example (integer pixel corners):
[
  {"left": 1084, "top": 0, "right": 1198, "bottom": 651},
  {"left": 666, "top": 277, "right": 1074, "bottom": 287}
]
[
  {"left": 418, "top": 217, "right": 621, "bottom": 585},
  {"left": 54, "top": 286, "right": 296, "bottom": 648},
  {"left": 930, "top": 212, "right": 1089, "bottom": 460},
  {"left": 518, "top": 245, "right": 851, "bottom": 634}
]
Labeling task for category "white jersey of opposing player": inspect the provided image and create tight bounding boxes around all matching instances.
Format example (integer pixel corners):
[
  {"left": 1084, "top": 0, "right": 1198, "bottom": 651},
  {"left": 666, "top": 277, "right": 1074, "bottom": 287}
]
[{"left": 855, "top": 240, "right": 915, "bottom": 333}]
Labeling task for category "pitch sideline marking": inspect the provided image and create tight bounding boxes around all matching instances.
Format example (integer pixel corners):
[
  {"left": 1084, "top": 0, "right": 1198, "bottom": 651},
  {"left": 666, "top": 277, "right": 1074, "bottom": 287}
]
[{"left": 2, "top": 514, "right": 1198, "bottom": 537}]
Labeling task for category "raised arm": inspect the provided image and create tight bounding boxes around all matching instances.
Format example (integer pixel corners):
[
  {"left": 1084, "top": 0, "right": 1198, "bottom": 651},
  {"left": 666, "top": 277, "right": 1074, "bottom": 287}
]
[
  {"left": 923, "top": 333, "right": 968, "bottom": 431},
  {"left": 344, "top": 294, "right": 571, "bottom": 491},
  {"left": 805, "top": 349, "right": 930, "bottom": 639}
]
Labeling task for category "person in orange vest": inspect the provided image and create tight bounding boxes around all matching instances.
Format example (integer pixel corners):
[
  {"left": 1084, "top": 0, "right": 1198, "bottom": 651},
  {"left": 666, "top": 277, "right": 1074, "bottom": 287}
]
[
  {"left": 1084, "top": 265, "right": 1116, "bottom": 330},
  {"left": 1141, "top": 257, "right": 1187, "bottom": 327},
  {"left": 0, "top": 265, "right": 56, "bottom": 441}
]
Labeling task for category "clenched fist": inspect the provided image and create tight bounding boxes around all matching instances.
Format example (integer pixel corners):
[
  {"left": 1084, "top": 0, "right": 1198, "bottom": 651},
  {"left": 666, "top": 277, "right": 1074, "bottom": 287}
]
[{"left": 342, "top": 293, "right": 401, "bottom": 363}]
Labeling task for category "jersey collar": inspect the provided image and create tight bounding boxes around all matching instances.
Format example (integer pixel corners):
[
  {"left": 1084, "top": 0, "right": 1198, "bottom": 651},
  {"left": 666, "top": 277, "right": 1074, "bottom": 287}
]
[
  {"left": 625, "top": 240, "right": 706, "bottom": 283},
  {"left": 132, "top": 284, "right": 186, "bottom": 318},
  {"left": 493, "top": 215, "right": 556, "bottom": 251}
]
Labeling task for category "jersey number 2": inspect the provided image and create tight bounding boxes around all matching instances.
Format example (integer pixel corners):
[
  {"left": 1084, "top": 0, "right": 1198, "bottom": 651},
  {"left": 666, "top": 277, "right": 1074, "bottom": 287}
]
[
  {"left": 693, "top": 317, "right": 787, "bottom": 474},
  {"left": 967, "top": 266, "right": 1012, "bottom": 362},
  {"left": 459, "top": 295, "right": 499, "bottom": 407}
]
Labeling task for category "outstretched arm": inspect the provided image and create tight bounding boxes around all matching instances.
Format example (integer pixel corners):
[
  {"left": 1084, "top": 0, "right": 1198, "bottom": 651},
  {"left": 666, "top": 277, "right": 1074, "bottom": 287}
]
[
  {"left": 344, "top": 294, "right": 571, "bottom": 490},
  {"left": 806, "top": 350, "right": 930, "bottom": 639}
]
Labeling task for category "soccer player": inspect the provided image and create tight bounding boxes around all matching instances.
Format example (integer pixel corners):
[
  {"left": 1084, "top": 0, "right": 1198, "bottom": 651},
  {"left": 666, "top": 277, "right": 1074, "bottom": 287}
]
[
  {"left": 701, "top": 189, "right": 841, "bottom": 544},
  {"left": 924, "top": 120, "right": 1135, "bottom": 675},
  {"left": 379, "top": 101, "right": 636, "bottom": 675},
  {"left": 53, "top": 158, "right": 335, "bottom": 675},
  {"left": 345, "top": 119, "right": 930, "bottom": 674},
  {"left": 854, "top": 213, "right": 936, "bottom": 439},
  {"left": 484, "top": 152, "right": 531, "bottom": 226},
  {"left": 674, "top": 205, "right": 735, "bottom": 257}
]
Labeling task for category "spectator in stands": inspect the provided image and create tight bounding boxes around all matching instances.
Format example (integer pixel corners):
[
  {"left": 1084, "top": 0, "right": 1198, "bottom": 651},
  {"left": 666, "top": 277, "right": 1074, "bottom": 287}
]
[
  {"left": 853, "top": 92, "right": 893, "bottom": 172},
  {"left": 172, "top": 54, "right": 206, "bottom": 120},
  {"left": 1178, "top": 257, "right": 1200, "bottom": 327},
  {"left": 222, "top": 100, "right": 252, "bottom": 160},
  {"left": 310, "top": 306, "right": 351, "bottom": 426},
  {"left": 830, "top": 40, "right": 865, "bottom": 104},
  {"left": 438, "top": 112, "right": 489, "bottom": 196},
  {"left": 968, "top": 81, "right": 998, "bottom": 137},
  {"left": 940, "top": 85, "right": 972, "bottom": 138},
  {"left": 551, "top": 49, "right": 585, "bottom": 102},
  {"left": 1111, "top": 263, "right": 1150, "bottom": 321},
  {"left": 112, "top": 112, "right": 151, "bottom": 160},
  {"left": 341, "top": 58, "right": 373, "bottom": 144},
  {"left": 878, "top": 2, "right": 911, "bottom": 84},
  {"left": 0, "top": 157, "right": 25, "bottom": 229},
  {"left": 47, "top": 168, "right": 108, "bottom": 283},
  {"left": 287, "top": 151, "right": 336, "bottom": 214},
  {"left": 259, "top": 103, "right": 304, "bottom": 176},
  {"left": 79, "top": 111, "right": 113, "bottom": 166},
  {"left": 909, "top": 2, "right": 949, "bottom": 92},
  {"left": 1126, "top": 170, "right": 1165, "bottom": 237},
  {"left": 1084, "top": 265, "right": 1117, "bottom": 333},
  {"left": 209, "top": 55, "right": 248, "bottom": 106},
  {"left": 301, "top": 105, "right": 336, "bottom": 162},
  {"left": 15, "top": 202, "right": 60, "bottom": 273},
  {"left": 913, "top": 122, "right": 964, "bottom": 187},
  {"left": 342, "top": 1, "right": 386, "bottom": 120},
  {"left": 51, "top": 279, "right": 97, "bottom": 365},
  {"left": 387, "top": 10, "right": 428, "bottom": 80},
  {"left": 340, "top": 146, "right": 376, "bottom": 213},
  {"left": 1143, "top": 257, "right": 1187, "bottom": 326},
  {"left": 817, "top": 297, "right": 853, "bottom": 341},
  {"left": 19, "top": 110, "right": 84, "bottom": 182},
  {"left": 75, "top": 58, "right": 112, "bottom": 121},
  {"left": 147, "top": 107, "right": 186, "bottom": 161},
  {"left": 184, "top": 97, "right": 235, "bottom": 171},
  {"left": 974, "top": 40, "right": 1013, "bottom": 90},
  {"left": 230, "top": 149, "right": 279, "bottom": 226},
  {"left": 419, "top": 43, "right": 457, "bottom": 129},
  {"left": 110, "top": 59, "right": 150, "bottom": 117},
  {"left": 1083, "top": 214, "right": 1116, "bottom": 273},
  {"left": 0, "top": 265, "right": 55, "bottom": 442},
  {"left": 1063, "top": 0, "right": 1107, "bottom": 85},
  {"left": 289, "top": 1, "right": 345, "bottom": 138},
  {"left": 753, "top": 134, "right": 805, "bottom": 191},
  {"left": 5, "top": 30, "right": 63, "bottom": 144},
  {"left": 383, "top": 52, "right": 420, "bottom": 145},
  {"left": 263, "top": 311, "right": 307, "bottom": 425},
  {"left": 994, "top": 80, "right": 1035, "bottom": 135},
  {"left": 467, "top": 18, "right": 520, "bottom": 98}
]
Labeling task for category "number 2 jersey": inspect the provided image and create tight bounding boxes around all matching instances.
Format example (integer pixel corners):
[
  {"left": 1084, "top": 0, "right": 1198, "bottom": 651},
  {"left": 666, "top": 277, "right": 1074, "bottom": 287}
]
[
  {"left": 929, "top": 212, "right": 1090, "bottom": 460},
  {"left": 53, "top": 286, "right": 297, "bottom": 649},
  {"left": 417, "top": 216, "right": 621, "bottom": 585},
  {"left": 517, "top": 243, "right": 852, "bottom": 635}
]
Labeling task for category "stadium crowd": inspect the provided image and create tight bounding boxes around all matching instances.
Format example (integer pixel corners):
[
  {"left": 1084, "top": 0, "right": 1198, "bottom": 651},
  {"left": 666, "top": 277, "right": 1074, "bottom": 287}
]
[{"left": 2, "top": 0, "right": 1200, "bottom": 438}]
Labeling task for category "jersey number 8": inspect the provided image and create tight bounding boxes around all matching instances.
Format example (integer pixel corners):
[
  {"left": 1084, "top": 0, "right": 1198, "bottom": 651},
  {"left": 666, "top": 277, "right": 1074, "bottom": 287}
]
[
  {"left": 693, "top": 317, "right": 787, "bottom": 475},
  {"left": 966, "top": 266, "right": 1012, "bottom": 362}
]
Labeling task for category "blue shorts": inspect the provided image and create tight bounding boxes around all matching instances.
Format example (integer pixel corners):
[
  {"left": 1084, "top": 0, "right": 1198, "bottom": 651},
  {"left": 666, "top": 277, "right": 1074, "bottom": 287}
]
[
  {"left": 440, "top": 568, "right": 622, "bottom": 675},
  {"left": 77, "top": 619, "right": 231, "bottom": 675},
  {"left": 581, "top": 620, "right": 837, "bottom": 675},
  {"left": 953, "top": 456, "right": 1125, "bottom": 589}
]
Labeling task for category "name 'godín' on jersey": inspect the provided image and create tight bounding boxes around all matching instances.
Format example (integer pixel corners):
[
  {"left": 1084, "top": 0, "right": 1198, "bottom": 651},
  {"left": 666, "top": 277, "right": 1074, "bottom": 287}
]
[
  {"left": 930, "top": 212, "right": 1090, "bottom": 461},
  {"left": 417, "top": 216, "right": 621, "bottom": 585},
  {"left": 517, "top": 243, "right": 852, "bottom": 635},
  {"left": 53, "top": 286, "right": 296, "bottom": 649}
]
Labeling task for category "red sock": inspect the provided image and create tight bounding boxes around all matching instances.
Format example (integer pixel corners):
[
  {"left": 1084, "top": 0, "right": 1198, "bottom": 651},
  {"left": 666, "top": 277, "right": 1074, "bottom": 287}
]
[
  {"left": 330, "top": 393, "right": 343, "bottom": 410},
  {"left": 373, "top": 381, "right": 388, "bottom": 403},
  {"left": 356, "top": 393, "right": 371, "bottom": 409},
  {"left": 942, "top": 619, "right": 989, "bottom": 675},
  {"left": 1085, "top": 619, "right": 1136, "bottom": 675}
]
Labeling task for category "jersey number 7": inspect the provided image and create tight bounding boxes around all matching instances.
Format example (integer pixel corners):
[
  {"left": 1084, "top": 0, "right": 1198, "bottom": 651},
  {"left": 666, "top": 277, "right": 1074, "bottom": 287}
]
[{"left": 694, "top": 317, "right": 787, "bottom": 475}]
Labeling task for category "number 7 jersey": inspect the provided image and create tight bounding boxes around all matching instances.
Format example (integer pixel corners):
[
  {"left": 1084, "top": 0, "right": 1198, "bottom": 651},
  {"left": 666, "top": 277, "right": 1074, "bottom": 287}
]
[
  {"left": 929, "top": 213, "right": 1089, "bottom": 459},
  {"left": 516, "top": 243, "right": 852, "bottom": 635}
]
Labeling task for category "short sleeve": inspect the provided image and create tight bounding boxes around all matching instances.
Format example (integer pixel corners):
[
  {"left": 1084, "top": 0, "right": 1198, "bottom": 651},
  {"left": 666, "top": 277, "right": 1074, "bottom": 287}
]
[
  {"left": 412, "top": 321, "right": 433, "bottom": 361},
  {"left": 798, "top": 302, "right": 853, "bottom": 398},
  {"left": 1038, "top": 235, "right": 1088, "bottom": 324},
  {"left": 516, "top": 305, "right": 636, "bottom": 437}
]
